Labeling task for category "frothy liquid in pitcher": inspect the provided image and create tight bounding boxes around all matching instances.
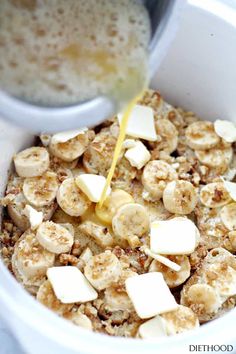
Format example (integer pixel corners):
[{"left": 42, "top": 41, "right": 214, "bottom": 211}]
[{"left": 0, "top": 0, "right": 150, "bottom": 107}]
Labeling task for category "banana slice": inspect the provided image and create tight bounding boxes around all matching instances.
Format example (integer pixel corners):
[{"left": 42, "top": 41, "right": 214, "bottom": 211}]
[
  {"left": 6, "top": 175, "right": 57, "bottom": 230},
  {"left": 163, "top": 180, "right": 198, "bottom": 214},
  {"left": 56, "top": 167, "right": 73, "bottom": 183},
  {"left": 37, "top": 280, "right": 73, "bottom": 315},
  {"left": 185, "top": 121, "right": 220, "bottom": 150},
  {"left": 23, "top": 171, "right": 59, "bottom": 207},
  {"left": 78, "top": 221, "right": 113, "bottom": 248},
  {"left": 59, "top": 223, "right": 75, "bottom": 237},
  {"left": 161, "top": 305, "right": 199, "bottom": 335},
  {"left": 200, "top": 182, "right": 231, "bottom": 208},
  {"left": 195, "top": 143, "right": 233, "bottom": 170},
  {"left": 8, "top": 192, "right": 31, "bottom": 231},
  {"left": 141, "top": 160, "right": 178, "bottom": 201},
  {"left": 84, "top": 250, "right": 121, "bottom": 290},
  {"left": 104, "top": 286, "right": 134, "bottom": 312},
  {"left": 64, "top": 310, "right": 93, "bottom": 330},
  {"left": 36, "top": 221, "right": 74, "bottom": 254},
  {"left": 149, "top": 255, "right": 191, "bottom": 288},
  {"left": 154, "top": 119, "right": 178, "bottom": 154},
  {"left": 214, "top": 120, "right": 236, "bottom": 143},
  {"left": 95, "top": 189, "right": 134, "bottom": 224},
  {"left": 112, "top": 203, "right": 150, "bottom": 245},
  {"left": 49, "top": 130, "right": 92, "bottom": 162},
  {"left": 8, "top": 192, "right": 57, "bottom": 231},
  {"left": 12, "top": 230, "right": 55, "bottom": 284},
  {"left": 57, "top": 178, "right": 91, "bottom": 217},
  {"left": 83, "top": 132, "right": 117, "bottom": 175},
  {"left": 112, "top": 157, "right": 137, "bottom": 192},
  {"left": 14, "top": 147, "right": 50, "bottom": 177},
  {"left": 40, "top": 133, "right": 51, "bottom": 147},
  {"left": 187, "top": 284, "right": 222, "bottom": 313}
]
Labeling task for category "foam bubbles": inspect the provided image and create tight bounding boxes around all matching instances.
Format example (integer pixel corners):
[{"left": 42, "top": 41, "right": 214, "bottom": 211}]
[{"left": 0, "top": 0, "right": 150, "bottom": 107}]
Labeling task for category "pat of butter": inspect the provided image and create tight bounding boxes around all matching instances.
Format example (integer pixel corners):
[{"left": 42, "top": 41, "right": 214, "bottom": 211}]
[
  {"left": 124, "top": 141, "right": 151, "bottom": 169},
  {"left": 139, "top": 316, "right": 167, "bottom": 339},
  {"left": 214, "top": 120, "right": 236, "bottom": 143},
  {"left": 144, "top": 248, "right": 181, "bottom": 272},
  {"left": 210, "top": 264, "right": 236, "bottom": 297},
  {"left": 51, "top": 128, "right": 88, "bottom": 144},
  {"left": 75, "top": 174, "right": 111, "bottom": 203},
  {"left": 23, "top": 205, "right": 43, "bottom": 230},
  {"left": 118, "top": 104, "right": 157, "bottom": 142},
  {"left": 47, "top": 266, "right": 97, "bottom": 304},
  {"left": 125, "top": 272, "right": 178, "bottom": 319},
  {"left": 150, "top": 217, "right": 198, "bottom": 255},
  {"left": 223, "top": 180, "right": 236, "bottom": 201}
]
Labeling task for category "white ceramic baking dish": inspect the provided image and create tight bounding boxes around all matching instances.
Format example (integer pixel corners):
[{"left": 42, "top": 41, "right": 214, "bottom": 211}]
[{"left": 0, "top": 1, "right": 236, "bottom": 353}]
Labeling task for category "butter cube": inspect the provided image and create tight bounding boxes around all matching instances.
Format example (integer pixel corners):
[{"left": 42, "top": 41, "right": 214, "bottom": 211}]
[
  {"left": 75, "top": 174, "right": 111, "bottom": 203},
  {"left": 47, "top": 266, "right": 98, "bottom": 304},
  {"left": 118, "top": 104, "right": 157, "bottom": 141},
  {"left": 124, "top": 141, "right": 150, "bottom": 169},
  {"left": 150, "top": 218, "right": 198, "bottom": 255},
  {"left": 125, "top": 272, "right": 178, "bottom": 319}
]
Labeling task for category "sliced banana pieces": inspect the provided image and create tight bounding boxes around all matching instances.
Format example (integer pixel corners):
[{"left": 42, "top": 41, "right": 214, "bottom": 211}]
[
  {"left": 57, "top": 178, "right": 91, "bottom": 216},
  {"left": 187, "top": 284, "right": 222, "bottom": 314},
  {"left": 161, "top": 305, "right": 199, "bottom": 335},
  {"left": 154, "top": 119, "right": 178, "bottom": 154},
  {"left": 220, "top": 203, "right": 236, "bottom": 230},
  {"left": 37, "top": 280, "right": 73, "bottom": 315},
  {"left": 78, "top": 221, "right": 113, "bottom": 248},
  {"left": 95, "top": 189, "right": 134, "bottom": 224},
  {"left": 181, "top": 247, "right": 236, "bottom": 322},
  {"left": 149, "top": 255, "right": 191, "bottom": 288},
  {"left": 200, "top": 182, "right": 231, "bottom": 208},
  {"left": 14, "top": 147, "right": 50, "bottom": 177},
  {"left": 8, "top": 192, "right": 57, "bottom": 231},
  {"left": 23, "top": 171, "right": 59, "bottom": 207},
  {"left": 12, "top": 230, "right": 55, "bottom": 285},
  {"left": 185, "top": 121, "right": 220, "bottom": 150},
  {"left": 84, "top": 250, "right": 121, "bottom": 290},
  {"left": 83, "top": 132, "right": 116, "bottom": 175},
  {"left": 36, "top": 221, "right": 74, "bottom": 254},
  {"left": 104, "top": 286, "right": 134, "bottom": 312},
  {"left": 195, "top": 143, "right": 233, "bottom": 170},
  {"left": 49, "top": 130, "right": 92, "bottom": 162},
  {"left": 163, "top": 180, "right": 198, "bottom": 214},
  {"left": 112, "top": 203, "right": 150, "bottom": 245},
  {"left": 141, "top": 160, "right": 177, "bottom": 201},
  {"left": 8, "top": 192, "right": 31, "bottom": 231},
  {"left": 64, "top": 310, "right": 93, "bottom": 329}
]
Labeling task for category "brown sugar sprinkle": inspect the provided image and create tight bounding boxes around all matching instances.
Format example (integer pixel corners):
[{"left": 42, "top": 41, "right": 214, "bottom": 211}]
[{"left": 1, "top": 89, "right": 236, "bottom": 338}]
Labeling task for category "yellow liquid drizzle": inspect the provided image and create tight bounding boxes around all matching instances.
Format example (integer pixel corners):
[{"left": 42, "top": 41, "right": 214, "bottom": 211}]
[{"left": 99, "top": 92, "right": 144, "bottom": 207}]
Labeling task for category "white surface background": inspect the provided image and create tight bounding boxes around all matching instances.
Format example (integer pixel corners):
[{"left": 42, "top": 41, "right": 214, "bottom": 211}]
[{"left": 0, "top": 0, "right": 235, "bottom": 353}]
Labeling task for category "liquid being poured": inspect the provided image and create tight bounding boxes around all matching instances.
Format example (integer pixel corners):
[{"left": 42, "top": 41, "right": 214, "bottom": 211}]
[
  {"left": 99, "top": 91, "right": 145, "bottom": 206},
  {"left": 0, "top": 0, "right": 150, "bottom": 109}
]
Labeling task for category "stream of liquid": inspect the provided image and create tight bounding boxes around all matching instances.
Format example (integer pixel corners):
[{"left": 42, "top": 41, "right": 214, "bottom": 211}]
[{"left": 99, "top": 91, "right": 145, "bottom": 206}]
